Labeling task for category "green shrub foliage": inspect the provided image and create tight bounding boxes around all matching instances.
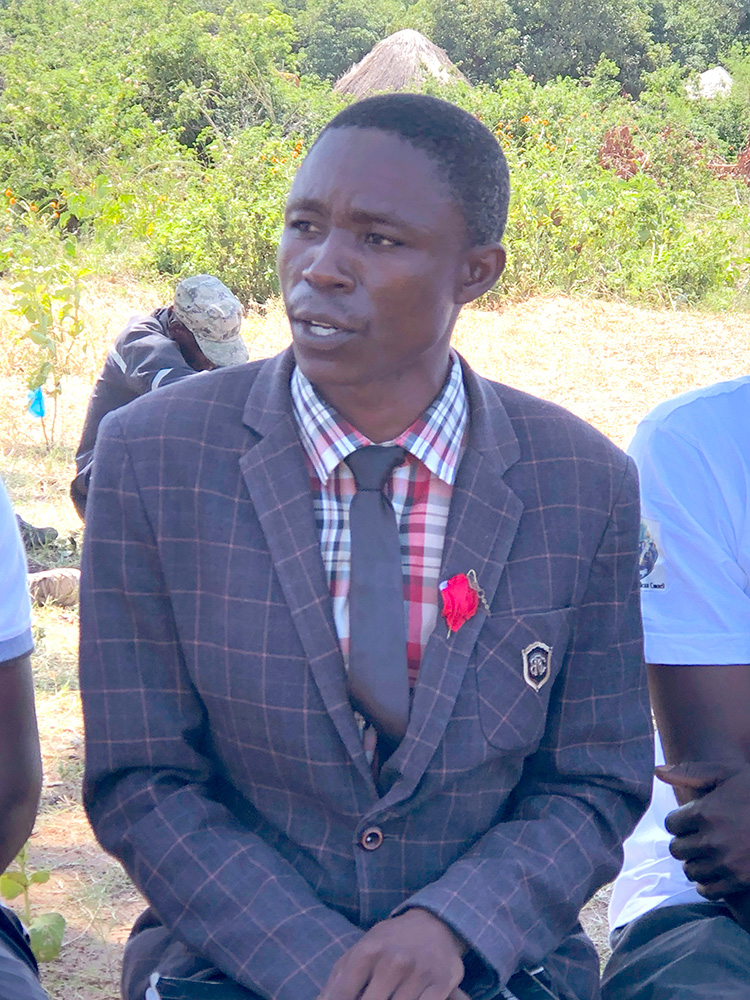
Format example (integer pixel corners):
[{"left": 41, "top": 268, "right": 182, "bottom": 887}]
[
  {"left": 148, "top": 127, "right": 309, "bottom": 303},
  {"left": 0, "top": 0, "right": 750, "bottom": 308},
  {"left": 403, "top": 0, "right": 654, "bottom": 93},
  {"left": 295, "top": 0, "right": 405, "bottom": 81}
]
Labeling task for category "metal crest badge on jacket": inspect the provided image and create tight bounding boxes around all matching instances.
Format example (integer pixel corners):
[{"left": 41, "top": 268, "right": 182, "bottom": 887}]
[{"left": 522, "top": 641, "right": 552, "bottom": 691}]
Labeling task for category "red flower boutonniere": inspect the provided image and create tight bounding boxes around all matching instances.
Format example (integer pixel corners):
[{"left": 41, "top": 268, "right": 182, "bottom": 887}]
[{"left": 439, "top": 569, "right": 490, "bottom": 636}]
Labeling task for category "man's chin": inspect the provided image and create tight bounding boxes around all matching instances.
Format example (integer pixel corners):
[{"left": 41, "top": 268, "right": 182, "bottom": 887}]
[{"left": 291, "top": 342, "right": 359, "bottom": 385}]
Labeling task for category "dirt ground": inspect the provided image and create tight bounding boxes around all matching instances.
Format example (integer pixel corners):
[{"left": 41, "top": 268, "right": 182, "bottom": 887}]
[{"left": 2, "top": 282, "right": 749, "bottom": 999}]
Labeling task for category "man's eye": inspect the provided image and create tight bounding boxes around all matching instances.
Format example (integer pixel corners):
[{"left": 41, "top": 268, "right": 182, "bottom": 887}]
[
  {"left": 365, "top": 233, "right": 402, "bottom": 247},
  {"left": 289, "top": 219, "right": 318, "bottom": 234}
]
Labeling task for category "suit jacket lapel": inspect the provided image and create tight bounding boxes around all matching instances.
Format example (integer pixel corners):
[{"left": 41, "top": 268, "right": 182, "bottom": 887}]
[
  {"left": 239, "top": 350, "right": 375, "bottom": 787},
  {"left": 379, "top": 361, "right": 524, "bottom": 808}
]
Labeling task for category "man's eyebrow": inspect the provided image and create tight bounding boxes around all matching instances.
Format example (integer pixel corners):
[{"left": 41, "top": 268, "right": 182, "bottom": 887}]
[
  {"left": 349, "top": 208, "right": 408, "bottom": 228},
  {"left": 349, "top": 204, "right": 444, "bottom": 237},
  {"left": 285, "top": 197, "right": 325, "bottom": 213},
  {"left": 286, "top": 197, "right": 433, "bottom": 233}
]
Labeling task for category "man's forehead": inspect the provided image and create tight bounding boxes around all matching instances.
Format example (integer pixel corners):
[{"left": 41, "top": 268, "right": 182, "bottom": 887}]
[{"left": 287, "top": 127, "right": 459, "bottom": 222}]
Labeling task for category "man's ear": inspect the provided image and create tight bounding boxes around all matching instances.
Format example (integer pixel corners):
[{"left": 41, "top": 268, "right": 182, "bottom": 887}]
[{"left": 455, "top": 245, "right": 506, "bottom": 305}]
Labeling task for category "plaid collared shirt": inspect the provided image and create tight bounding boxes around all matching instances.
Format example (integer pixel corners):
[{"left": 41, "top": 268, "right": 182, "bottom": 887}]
[{"left": 291, "top": 356, "right": 467, "bottom": 692}]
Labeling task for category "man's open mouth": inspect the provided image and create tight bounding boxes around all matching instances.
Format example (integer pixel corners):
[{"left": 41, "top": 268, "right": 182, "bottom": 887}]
[
  {"left": 293, "top": 314, "right": 357, "bottom": 339},
  {"left": 308, "top": 322, "right": 342, "bottom": 337}
]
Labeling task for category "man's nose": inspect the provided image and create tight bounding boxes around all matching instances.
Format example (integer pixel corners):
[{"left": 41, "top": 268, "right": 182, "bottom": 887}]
[{"left": 302, "top": 233, "right": 356, "bottom": 291}]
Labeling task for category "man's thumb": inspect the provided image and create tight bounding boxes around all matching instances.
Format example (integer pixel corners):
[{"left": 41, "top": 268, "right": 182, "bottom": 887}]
[{"left": 655, "top": 760, "right": 739, "bottom": 792}]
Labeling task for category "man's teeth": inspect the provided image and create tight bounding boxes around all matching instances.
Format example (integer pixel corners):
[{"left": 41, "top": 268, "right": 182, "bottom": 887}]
[{"left": 309, "top": 323, "right": 339, "bottom": 337}]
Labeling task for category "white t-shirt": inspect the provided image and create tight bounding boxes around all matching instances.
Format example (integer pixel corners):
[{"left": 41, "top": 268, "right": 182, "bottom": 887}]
[
  {"left": 608, "top": 375, "right": 750, "bottom": 931},
  {"left": 0, "top": 477, "right": 33, "bottom": 663}
]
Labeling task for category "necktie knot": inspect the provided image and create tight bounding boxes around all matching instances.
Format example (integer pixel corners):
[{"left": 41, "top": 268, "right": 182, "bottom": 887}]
[{"left": 345, "top": 446, "right": 406, "bottom": 492}]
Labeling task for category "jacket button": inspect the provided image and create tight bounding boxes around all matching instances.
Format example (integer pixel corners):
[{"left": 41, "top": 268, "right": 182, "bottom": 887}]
[{"left": 360, "top": 826, "right": 384, "bottom": 851}]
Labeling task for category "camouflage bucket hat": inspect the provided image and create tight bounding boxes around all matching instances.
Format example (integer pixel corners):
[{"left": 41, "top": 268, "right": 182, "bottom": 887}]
[{"left": 173, "top": 275, "right": 249, "bottom": 367}]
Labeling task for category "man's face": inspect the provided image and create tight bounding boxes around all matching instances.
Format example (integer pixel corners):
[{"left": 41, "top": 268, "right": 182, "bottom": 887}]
[
  {"left": 167, "top": 312, "right": 216, "bottom": 372},
  {"left": 277, "top": 128, "right": 472, "bottom": 404}
]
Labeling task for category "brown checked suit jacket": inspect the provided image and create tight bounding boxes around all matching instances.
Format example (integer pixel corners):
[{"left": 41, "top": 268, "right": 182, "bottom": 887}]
[{"left": 79, "top": 349, "right": 652, "bottom": 1000}]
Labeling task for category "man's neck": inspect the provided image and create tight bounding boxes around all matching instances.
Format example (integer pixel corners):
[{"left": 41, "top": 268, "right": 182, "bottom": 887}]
[{"left": 314, "top": 361, "right": 454, "bottom": 444}]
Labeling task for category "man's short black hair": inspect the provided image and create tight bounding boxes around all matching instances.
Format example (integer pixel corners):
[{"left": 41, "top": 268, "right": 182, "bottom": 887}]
[{"left": 319, "top": 93, "right": 510, "bottom": 246}]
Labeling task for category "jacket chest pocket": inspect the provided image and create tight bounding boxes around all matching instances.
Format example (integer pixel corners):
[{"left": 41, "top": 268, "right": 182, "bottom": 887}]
[{"left": 473, "top": 607, "right": 573, "bottom": 751}]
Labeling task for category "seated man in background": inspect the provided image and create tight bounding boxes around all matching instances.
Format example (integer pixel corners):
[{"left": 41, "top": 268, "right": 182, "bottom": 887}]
[
  {"left": 0, "top": 476, "right": 48, "bottom": 1000},
  {"left": 80, "top": 94, "right": 652, "bottom": 1000},
  {"left": 602, "top": 374, "right": 750, "bottom": 999},
  {"left": 70, "top": 274, "right": 248, "bottom": 518}
]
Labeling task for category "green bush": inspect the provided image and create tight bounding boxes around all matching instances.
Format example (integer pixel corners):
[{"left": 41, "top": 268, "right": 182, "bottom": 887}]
[
  {"left": 148, "top": 126, "right": 307, "bottom": 303},
  {"left": 138, "top": 3, "right": 298, "bottom": 147},
  {"left": 651, "top": 0, "right": 750, "bottom": 70},
  {"left": 438, "top": 71, "right": 750, "bottom": 306},
  {"left": 1, "top": 0, "right": 750, "bottom": 310},
  {"left": 294, "top": 0, "right": 405, "bottom": 81},
  {"left": 402, "top": 0, "right": 654, "bottom": 93}
]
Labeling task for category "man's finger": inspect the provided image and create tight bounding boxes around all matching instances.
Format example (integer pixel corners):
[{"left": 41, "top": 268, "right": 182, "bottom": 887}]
[
  {"left": 416, "top": 986, "right": 469, "bottom": 1000},
  {"left": 667, "top": 832, "right": 712, "bottom": 862},
  {"left": 655, "top": 761, "right": 739, "bottom": 792},
  {"left": 696, "top": 878, "right": 741, "bottom": 900},
  {"left": 360, "top": 962, "right": 426, "bottom": 1000},
  {"left": 664, "top": 801, "right": 701, "bottom": 837},
  {"left": 319, "top": 952, "right": 373, "bottom": 1000},
  {"left": 681, "top": 856, "right": 730, "bottom": 886}
]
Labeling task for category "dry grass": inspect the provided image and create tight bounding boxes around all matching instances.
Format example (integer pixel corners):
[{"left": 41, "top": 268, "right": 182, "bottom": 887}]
[{"left": 2, "top": 277, "right": 750, "bottom": 998}]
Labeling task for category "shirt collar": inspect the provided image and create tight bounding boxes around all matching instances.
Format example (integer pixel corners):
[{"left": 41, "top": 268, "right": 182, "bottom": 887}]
[{"left": 291, "top": 354, "right": 467, "bottom": 486}]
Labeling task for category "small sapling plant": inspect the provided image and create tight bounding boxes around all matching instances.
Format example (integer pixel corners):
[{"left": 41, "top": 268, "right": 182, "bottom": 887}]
[{"left": 0, "top": 844, "right": 66, "bottom": 961}]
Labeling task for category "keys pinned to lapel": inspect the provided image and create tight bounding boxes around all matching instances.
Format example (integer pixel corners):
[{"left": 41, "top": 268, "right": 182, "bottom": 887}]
[
  {"left": 522, "top": 642, "right": 552, "bottom": 692},
  {"left": 466, "top": 569, "right": 491, "bottom": 612},
  {"left": 439, "top": 569, "right": 491, "bottom": 638}
]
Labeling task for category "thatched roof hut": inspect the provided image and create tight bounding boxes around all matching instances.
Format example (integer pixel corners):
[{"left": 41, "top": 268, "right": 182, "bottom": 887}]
[{"left": 334, "top": 29, "right": 468, "bottom": 99}]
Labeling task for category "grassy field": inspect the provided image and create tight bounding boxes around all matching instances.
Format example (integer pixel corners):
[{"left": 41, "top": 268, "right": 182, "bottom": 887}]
[{"left": 1, "top": 279, "right": 750, "bottom": 999}]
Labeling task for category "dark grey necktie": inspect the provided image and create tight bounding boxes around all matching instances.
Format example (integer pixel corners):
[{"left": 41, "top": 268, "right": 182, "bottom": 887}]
[{"left": 345, "top": 445, "right": 409, "bottom": 749}]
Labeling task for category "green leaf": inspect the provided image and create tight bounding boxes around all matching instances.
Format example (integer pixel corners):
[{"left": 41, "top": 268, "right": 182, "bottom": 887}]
[
  {"left": 23, "top": 329, "right": 52, "bottom": 348},
  {"left": 0, "top": 874, "right": 26, "bottom": 899},
  {"left": 1, "top": 870, "right": 27, "bottom": 885},
  {"left": 29, "top": 870, "right": 50, "bottom": 885},
  {"left": 29, "top": 912, "right": 66, "bottom": 962},
  {"left": 28, "top": 361, "right": 53, "bottom": 390}
]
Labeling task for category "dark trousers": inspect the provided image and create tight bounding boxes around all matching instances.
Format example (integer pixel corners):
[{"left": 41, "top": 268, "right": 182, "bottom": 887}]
[
  {"left": 145, "top": 975, "right": 257, "bottom": 999},
  {"left": 123, "top": 911, "right": 260, "bottom": 1000},
  {"left": 125, "top": 910, "right": 562, "bottom": 1000},
  {"left": 0, "top": 904, "right": 48, "bottom": 1000},
  {"left": 601, "top": 901, "right": 750, "bottom": 1000},
  {"left": 141, "top": 967, "right": 558, "bottom": 1000}
]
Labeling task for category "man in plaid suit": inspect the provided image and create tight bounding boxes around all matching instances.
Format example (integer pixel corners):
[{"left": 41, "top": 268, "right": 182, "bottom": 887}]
[{"left": 79, "top": 95, "right": 652, "bottom": 1000}]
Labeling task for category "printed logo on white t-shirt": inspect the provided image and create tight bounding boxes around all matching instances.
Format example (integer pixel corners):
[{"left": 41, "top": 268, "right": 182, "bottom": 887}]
[{"left": 639, "top": 518, "right": 665, "bottom": 590}]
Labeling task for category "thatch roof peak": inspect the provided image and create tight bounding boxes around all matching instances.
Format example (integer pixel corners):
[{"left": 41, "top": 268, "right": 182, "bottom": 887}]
[{"left": 334, "top": 29, "right": 468, "bottom": 99}]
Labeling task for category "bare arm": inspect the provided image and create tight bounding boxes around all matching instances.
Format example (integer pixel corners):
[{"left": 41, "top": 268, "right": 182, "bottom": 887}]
[
  {"left": 626, "top": 389, "right": 750, "bottom": 926},
  {"left": 649, "top": 662, "right": 750, "bottom": 782},
  {"left": 0, "top": 653, "right": 42, "bottom": 873},
  {"left": 649, "top": 662, "right": 750, "bottom": 923}
]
